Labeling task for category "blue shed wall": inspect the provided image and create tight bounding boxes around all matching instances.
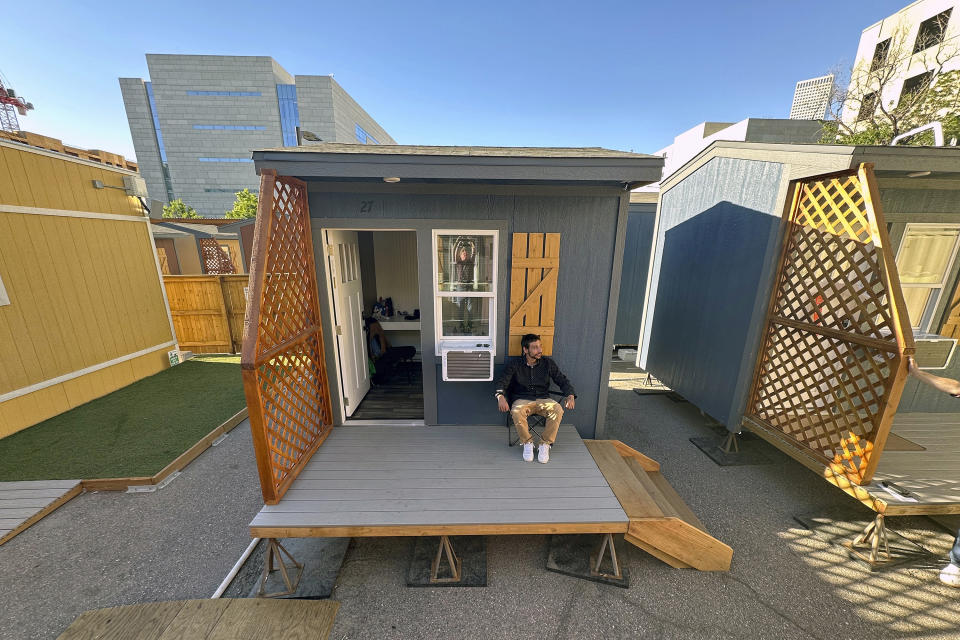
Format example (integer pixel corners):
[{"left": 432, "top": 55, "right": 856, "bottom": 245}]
[
  {"left": 613, "top": 202, "right": 656, "bottom": 345},
  {"left": 641, "top": 157, "right": 784, "bottom": 428},
  {"left": 308, "top": 189, "right": 622, "bottom": 438}
]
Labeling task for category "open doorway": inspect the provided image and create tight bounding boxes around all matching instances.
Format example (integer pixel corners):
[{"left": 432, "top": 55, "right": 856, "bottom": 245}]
[{"left": 324, "top": 229, "right": 423, "bottom": 422}]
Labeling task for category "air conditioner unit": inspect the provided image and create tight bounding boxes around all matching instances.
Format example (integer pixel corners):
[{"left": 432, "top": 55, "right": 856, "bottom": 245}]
[
  {"left": 441, "top": 342, "right": 494, "bottom": 381},
  {"left": 123, "top": 174, "right": 149, "bottom": 198},
  {"left": 913, "top": 334, "right": 957, "bottom": 370}
]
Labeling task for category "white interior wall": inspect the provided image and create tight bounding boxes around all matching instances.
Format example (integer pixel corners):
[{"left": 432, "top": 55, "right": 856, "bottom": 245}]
[{"left": 373, "top": 231, "right": 419, "bottom": 314}]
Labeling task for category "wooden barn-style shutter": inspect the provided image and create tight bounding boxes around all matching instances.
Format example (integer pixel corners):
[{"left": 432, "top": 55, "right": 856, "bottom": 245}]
[
  {"left": 509, "top": 233, "right": 560, "bottom": 355},
  {"left": 241, "top": 170, "right": 334, "bottom": 504},
  {"left": 199, "top": 237, "right": 236, "bottom": 274}
]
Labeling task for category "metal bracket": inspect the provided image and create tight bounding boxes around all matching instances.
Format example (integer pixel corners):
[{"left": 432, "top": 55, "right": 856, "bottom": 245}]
[
  {"left": 257, "top": 538, "right": 304, "bottom": 598},
  {"left": 430, "top": 535, "right": 463, "bottom": 583},
  {"left": 589, "top": 532, "right": 622, "bottom": 580}
]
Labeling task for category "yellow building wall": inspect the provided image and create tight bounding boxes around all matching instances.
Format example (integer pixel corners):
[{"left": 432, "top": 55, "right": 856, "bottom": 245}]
[
  {"left": 0, "top": 142, "right": 145, "bottom": 216},
  {"left": 0, "top": 142, "right": 175, "bottom": 438}
]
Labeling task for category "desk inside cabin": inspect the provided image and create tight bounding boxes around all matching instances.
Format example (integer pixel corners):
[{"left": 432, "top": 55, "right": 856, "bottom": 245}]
[{"left": 379, "top": 318, "right": 421, "bottom": 357}]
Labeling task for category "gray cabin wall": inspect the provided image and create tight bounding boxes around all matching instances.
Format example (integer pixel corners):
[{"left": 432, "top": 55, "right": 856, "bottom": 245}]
[
  {"left": 307, "top": 187, "right": 621, "bottom": 438},
  {"left": 614, "top": 202, "right": 656, "bottom": 345},
  {"left": 879, "top": 183, "right": 960, "bottom": 413},
  {"left": 641, "top": 157, "right": 784, "bottom": 428}
]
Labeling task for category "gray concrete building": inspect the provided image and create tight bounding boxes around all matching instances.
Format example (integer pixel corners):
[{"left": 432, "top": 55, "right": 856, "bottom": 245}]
[{"left": 120, "top": 55, "right": 395, "bottom": 216}]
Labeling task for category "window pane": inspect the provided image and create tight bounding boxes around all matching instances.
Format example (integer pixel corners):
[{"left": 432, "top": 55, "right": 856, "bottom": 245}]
[
  {"left": 897, "top": 227, "right": 959, "bottom": 284},
  {"left": 902, "top": 287, "right": 933, "bottom": 328},
  {"left": 439, "top": 297, "right": 491, "bottom": 337},
  {"left": 436, "top": 234, "right": 494, "bottom": 292}
]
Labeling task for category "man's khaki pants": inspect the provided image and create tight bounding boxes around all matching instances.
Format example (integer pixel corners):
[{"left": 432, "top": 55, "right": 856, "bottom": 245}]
[{"left": 511, "top": 398, "right": 563, "bottom": 445}]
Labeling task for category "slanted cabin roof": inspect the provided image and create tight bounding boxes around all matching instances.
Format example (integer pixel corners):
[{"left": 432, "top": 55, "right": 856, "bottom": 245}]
[
  {"left": 253, "top": 143, "right": 663, "bottom": 188},
  {"left": 150, "top": 220, "right": 240, "bottom": 240},
  {"left": 661, "top": 140, "right": 960, "bottom": 191}
]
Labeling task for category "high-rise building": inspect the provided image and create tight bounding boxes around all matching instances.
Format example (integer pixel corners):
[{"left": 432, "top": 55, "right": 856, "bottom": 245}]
[
  {"left": 842, "top": 0, "right": 959, "bottom": 127},
  {"left": 789, "top": 74, "right": 833, "bottom": 120},
  {"left": 120, "top": 55, "right": 395, "bottom": 216}
]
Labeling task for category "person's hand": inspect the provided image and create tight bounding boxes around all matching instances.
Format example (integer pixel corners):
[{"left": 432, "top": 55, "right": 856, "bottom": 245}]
[
  {"left": 907, "top": 356, "right": 917, "bottom": 373},
  {"left": 497, "top": 395, "right": 509, "bottom": 413},
  {"left": 565, "top": 395, "right": 575, "bottom": 410}
]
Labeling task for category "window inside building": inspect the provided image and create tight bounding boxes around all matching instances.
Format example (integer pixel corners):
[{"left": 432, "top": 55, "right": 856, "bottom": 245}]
[
  {"left": 896, "top": 225, "right": 960, "bottom": 331},
  {"left": 857, "top": 92, "right": 878, "bottom": 121},
  {"left": 432, "top": 231, "right": 497, "bottom": 350},
  {"left": 871, "top": 38, "right": 891, "bottom": 71},
  {"left": 913, "top": 9, "right": 952, "bottom": 54},
  {"left": 900, "top": 71, "right": 934, "bottom": 103}
]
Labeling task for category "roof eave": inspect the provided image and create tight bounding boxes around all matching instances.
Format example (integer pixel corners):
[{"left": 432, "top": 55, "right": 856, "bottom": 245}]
[{"left": 252, "top": 150, "right": 664, "bottom": 186}]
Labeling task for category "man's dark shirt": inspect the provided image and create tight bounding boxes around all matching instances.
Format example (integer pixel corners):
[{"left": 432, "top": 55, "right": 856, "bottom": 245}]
[{"left": 495, "top": 356, "right": 575, "bottom": 402}]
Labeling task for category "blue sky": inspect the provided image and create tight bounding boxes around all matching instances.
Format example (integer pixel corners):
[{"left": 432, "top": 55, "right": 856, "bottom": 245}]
[{"left": 5, "top": 0, "right": 911, "bottom": 160}]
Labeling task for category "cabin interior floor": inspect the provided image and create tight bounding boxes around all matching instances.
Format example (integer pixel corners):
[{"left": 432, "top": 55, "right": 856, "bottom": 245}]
[{"left": 349, "top": 363, "right": 424, "bottom": 421}]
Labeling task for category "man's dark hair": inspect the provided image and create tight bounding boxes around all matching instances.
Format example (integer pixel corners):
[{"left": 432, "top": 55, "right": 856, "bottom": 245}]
[{"left": 521, "top": 333, "right": 541, "bottom": 351}]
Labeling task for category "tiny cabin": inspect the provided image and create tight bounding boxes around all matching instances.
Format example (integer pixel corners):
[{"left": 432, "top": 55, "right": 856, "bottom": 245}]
[
  {"left": 238, "top": 145, "right": 738, "bottom": 579},
  {"left": 251, "top": 144, "right": 663, "bottom": 435},
  {"left": 639, "top": 141, "right": 960, "bottom": 536},
  {"left": 0, "top": 138, "right": 176, "bottom": 438}
]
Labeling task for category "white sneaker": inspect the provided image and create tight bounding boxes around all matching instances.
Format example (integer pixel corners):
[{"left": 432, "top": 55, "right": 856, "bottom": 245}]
[
  {"left": 538, "top": 443, "right": 551, "bottom": 464},
  {"left": 941, "top": 563, "right": 960, "bottom": 587},
  {"left": 522, "top": 442, "right": 534, "bottom": 462}
]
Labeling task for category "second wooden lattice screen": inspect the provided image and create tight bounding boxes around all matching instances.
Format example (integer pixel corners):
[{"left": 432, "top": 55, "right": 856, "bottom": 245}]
[
  {"left": 743, "top": 164, "right": 914, "bottom": 485},
  {"left": 199, "top": 238, "right": 236, "bottom": 275},
  {"left": 509, "top": 233, "right": 560, "bottom": 356}
]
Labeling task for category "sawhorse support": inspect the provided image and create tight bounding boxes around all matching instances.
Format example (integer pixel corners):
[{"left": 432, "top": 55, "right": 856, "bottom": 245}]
[
  {"left": 431, "top": 535, "right": 463, "bottom": 583},
  {"left": 590, "top": 532, "right": 623, "bottom": 580},
  {"left": 257, "top": 538, "right": 304, "bottom": 598},
  {"left": 844, "top": 514, "right": 890, "bottom": 565},
  {"left": 546, "top": 533, "right": 630, "bottom": 588}
]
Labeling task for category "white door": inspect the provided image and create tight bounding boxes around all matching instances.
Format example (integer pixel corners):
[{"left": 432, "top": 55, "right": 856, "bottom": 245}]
[{"left": 326, "top": 230, "right": 369, "bottom": 417}]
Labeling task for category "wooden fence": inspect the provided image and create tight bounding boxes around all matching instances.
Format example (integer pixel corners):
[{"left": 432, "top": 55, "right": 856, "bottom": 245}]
[{"left": 163, "top": 275, "right": 249, "bottom": 353}]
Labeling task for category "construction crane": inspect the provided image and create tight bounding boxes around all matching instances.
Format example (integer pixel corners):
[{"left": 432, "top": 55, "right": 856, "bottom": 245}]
[{"left": 0, "top": 71, "right": 33, "bottom": 133}]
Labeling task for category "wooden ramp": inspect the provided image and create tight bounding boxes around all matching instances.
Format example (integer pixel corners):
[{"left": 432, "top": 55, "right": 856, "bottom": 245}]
[
  {"left": 0, "top": 479, "right": 81, "bottom": 545},
  {"left": 585, "top": 440, "right": 733, "bottom": 571},
  {"left": 57, "top": 599, "right": 339, "bottom": 640}
]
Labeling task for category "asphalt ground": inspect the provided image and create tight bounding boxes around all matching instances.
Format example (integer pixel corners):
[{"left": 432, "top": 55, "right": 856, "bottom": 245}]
[{"left": 2, "top": 361, "right": 958, "bottom": 639}]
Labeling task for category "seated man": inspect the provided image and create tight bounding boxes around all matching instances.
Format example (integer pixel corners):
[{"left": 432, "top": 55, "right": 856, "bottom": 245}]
[
  {"left": 495, "top": 333, "right": 575, "bottom": 463},
  {"left": 365, "top": 317, "right": 416, "bottom": 385}
]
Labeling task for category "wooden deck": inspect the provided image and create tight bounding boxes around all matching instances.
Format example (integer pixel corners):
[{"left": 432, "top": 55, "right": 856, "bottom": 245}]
[
  {"left": 865, "top": 412, "right": 960, "bottom": 515},
  {"left": 0, "top": 479, "right": 81, "bottom": 545},
  {"left": 249, "top": 424, "right": 629, "bottom": 538},
  {"left": 57, "top": 599, "right": 338, "bottom": 639}
]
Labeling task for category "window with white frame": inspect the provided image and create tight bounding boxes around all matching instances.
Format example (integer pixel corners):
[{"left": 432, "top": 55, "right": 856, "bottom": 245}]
[
  {"left": 432, "top": 230, "right": 497, "bottom": 350},
  {"left": 895, "top": 224, "right": 960, "bottom": 331},
  {"left": 0, "top": 272, "right": 8, "bottom": 306}
]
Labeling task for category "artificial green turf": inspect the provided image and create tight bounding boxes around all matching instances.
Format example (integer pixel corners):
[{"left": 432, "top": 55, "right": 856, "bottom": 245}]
[{"left": 0, "top": 355, "right": 245, "bottom": 481}]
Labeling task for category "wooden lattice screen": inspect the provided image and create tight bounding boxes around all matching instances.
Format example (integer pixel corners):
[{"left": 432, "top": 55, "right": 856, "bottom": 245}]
[
  {"left": 241, "top": 170, "right": 334, "bottom": 504},
  {"left": 199, "top": 238, "right": 236, "bottom": 274},
  {"left": 509, "top": 233, "right": 560, "bottom": 355},
  {"left": 744, "top": 164, "right": 914, "bottom": 485}
]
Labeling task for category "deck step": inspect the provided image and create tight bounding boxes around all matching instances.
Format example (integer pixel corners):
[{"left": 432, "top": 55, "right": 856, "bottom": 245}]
[{"left": 584, "top": 440, "right": 732, "bottom": 572}]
